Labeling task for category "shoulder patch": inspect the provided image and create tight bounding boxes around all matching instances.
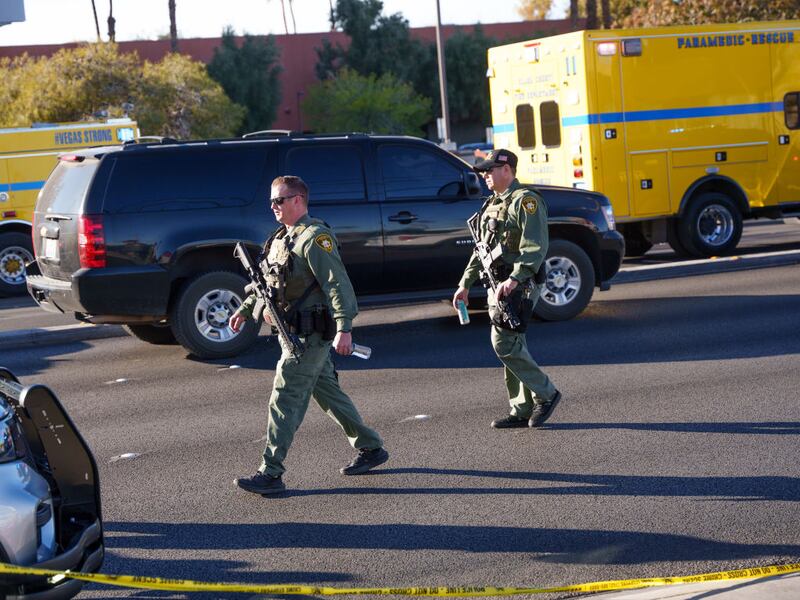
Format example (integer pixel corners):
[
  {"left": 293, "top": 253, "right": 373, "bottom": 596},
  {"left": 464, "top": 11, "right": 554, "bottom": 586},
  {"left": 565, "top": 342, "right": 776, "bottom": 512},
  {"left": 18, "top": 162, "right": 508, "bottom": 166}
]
[
  {"left": 315, "top": 233, "right": 334, "bottom": 253},
  {"left": 522, "top": 196, "right": 538, "bottom": 215}
]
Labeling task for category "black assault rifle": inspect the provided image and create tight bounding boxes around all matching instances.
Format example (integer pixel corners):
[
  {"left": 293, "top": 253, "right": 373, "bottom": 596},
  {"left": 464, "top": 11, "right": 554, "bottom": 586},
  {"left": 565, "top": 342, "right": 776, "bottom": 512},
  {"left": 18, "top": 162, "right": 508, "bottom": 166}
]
[
  {"left": 466, "top": 212, "right": 521, "bottom": 330},
  {"left": 234, "top": 242, "right": 304, "bottom": 359}
]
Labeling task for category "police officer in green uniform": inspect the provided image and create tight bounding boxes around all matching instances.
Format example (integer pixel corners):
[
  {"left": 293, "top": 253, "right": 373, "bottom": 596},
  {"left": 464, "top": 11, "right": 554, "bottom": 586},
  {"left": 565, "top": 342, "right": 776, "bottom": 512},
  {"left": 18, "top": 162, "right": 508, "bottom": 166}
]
[
  {"left": 453, "top": 150, "right": 562, "bottom": 429},
  {"left": 230, "top": 176, "right": 388, "bottom": 495}
]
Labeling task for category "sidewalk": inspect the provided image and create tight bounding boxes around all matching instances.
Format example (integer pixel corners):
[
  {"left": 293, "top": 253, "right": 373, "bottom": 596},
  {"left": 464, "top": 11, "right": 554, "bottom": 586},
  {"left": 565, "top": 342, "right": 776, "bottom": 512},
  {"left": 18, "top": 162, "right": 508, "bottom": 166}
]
[{"left": 585, "top": 571, "right": 800, "bottom": 599}]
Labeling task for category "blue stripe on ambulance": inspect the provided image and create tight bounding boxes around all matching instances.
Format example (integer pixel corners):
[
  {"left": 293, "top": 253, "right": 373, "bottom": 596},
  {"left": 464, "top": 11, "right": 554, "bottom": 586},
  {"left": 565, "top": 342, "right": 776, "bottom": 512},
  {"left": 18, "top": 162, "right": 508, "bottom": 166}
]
[
  {"left": 495, "top": 101, "right": 785, "bottom": 131},
  {"left": 8, "top": 181, "right": 46, "bottom": 192}
]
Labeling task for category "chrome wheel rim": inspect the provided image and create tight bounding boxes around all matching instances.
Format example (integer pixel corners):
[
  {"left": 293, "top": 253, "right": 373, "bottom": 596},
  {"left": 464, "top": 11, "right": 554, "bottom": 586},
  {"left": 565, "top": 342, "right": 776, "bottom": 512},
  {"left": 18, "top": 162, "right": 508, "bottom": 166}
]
[
  {"left": 194, "top": 288, "right": 243, "bottom": 342},
  {"left": 696, "top": 203, "right": 735, "bottom": 247},
  {"left": 0, "top": 245, "right": 34, "bottom": 285},
  {"left": 541, "top": 256, "right": 581, "bottom": 306}
]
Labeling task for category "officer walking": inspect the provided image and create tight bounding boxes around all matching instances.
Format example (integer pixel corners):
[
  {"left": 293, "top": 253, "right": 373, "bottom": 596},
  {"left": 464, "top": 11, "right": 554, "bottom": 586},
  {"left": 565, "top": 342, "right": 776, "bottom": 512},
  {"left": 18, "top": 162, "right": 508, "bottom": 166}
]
[
  {"left": 230, "top": 176, "right": 388, "bottom": 495},
  {"left": 453, "top": 150, "right": 561, "bottom": 429}
]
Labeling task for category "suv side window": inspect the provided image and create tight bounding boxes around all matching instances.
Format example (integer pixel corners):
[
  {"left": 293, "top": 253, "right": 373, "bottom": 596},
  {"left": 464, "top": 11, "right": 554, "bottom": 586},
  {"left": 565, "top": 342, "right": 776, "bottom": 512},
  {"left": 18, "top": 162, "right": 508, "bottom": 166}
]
[
  {"left": 105, "top": 147, "right": 268, "bottom": 213},
  {"left": 284, "top": 145, "right": 366, "bottom": 203},
  {"left": 378, "top": 144, "right": 463, "bottom": 199}
]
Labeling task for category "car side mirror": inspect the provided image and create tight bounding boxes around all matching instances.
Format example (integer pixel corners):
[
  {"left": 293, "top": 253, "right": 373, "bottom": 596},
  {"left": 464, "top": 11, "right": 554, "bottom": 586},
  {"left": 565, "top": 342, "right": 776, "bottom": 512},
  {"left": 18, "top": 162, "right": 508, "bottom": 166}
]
[{"left": 465, "top": 171, "right": 482, "bottom": 197}]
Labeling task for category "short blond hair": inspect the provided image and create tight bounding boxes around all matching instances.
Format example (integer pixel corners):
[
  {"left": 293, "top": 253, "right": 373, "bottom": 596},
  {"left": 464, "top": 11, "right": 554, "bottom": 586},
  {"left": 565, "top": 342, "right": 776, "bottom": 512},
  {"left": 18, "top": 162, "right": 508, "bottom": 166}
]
[{"left": 272, "top": 175, "right": 308, "bottom": 204}]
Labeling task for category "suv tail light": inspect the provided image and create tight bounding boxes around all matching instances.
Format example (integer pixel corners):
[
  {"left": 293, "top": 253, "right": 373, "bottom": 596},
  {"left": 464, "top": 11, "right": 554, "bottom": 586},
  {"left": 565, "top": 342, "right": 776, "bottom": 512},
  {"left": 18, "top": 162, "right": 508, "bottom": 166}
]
[{"left": 78, "top": 215, "right": 106, "bottom": 268}]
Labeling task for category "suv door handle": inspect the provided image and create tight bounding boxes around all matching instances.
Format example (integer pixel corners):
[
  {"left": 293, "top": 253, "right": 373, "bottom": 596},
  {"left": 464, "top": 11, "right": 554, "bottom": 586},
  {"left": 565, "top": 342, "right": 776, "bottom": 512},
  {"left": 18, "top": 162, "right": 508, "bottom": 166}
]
[{"left": 388, "top": 211, "right": 418, "bottom": 223}]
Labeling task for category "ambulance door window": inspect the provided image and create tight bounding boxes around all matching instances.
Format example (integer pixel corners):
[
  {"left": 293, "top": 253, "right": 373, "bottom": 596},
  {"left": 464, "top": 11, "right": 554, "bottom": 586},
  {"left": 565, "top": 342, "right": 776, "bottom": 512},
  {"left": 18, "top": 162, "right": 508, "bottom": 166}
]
[
  {"left": 784, "top": 93, "right": 800, "bottom": 129},
  {"left": 515, "top": 104, "right": 536, "bottom": 148},
  {"left": 540, "top": 101, "right": 562, "bottom": 147}
]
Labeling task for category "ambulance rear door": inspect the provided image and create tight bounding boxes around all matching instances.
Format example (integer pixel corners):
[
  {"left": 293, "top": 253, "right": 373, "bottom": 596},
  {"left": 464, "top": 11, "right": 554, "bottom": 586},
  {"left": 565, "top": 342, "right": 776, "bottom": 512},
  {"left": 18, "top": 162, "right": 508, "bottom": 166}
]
[
  {"left": 589, "top": 36, "right": 630, "bottom": 217},
  {"left": 770, "top": 30, "right": 800, "bottom": 206}
]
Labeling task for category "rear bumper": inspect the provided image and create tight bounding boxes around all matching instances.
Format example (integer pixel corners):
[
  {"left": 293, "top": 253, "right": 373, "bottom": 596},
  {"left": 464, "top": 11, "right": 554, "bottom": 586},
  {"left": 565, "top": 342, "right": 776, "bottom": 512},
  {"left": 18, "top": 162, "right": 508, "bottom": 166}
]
[
  {"left": 5, "top": 519, "right": 103, "bottom": 600},
  {"left": 27, "top": 263, "right": 170, "bottom": 318}
]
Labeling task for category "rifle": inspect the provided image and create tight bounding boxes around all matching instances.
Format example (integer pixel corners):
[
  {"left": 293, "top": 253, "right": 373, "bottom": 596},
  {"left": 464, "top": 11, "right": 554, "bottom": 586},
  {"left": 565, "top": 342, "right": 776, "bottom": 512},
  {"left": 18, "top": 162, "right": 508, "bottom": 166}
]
[
  {"left": 466, "top": 212, "right": 521, "bottom": 331},
  {"left": 234, "top": 242, "right": 304, "bottom": 359}
]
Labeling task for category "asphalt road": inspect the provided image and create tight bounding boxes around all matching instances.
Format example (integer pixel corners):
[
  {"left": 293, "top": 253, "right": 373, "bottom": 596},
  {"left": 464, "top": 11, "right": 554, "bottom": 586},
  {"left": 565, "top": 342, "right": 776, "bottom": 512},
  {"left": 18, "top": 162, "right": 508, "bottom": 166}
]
[
  {"left": 4, "top": 217, "right": 800, "bottom": 334},
  {"left": 2, "top": 260, "right": 799, "bottom": 599}
]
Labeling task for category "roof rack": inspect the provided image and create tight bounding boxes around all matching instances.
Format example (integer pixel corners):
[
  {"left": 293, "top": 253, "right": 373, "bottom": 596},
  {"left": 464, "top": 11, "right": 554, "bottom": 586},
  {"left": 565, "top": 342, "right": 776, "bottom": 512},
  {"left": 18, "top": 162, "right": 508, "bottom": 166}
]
[{"left": 242, "top": 129, "right": 294, "bottom": 139}]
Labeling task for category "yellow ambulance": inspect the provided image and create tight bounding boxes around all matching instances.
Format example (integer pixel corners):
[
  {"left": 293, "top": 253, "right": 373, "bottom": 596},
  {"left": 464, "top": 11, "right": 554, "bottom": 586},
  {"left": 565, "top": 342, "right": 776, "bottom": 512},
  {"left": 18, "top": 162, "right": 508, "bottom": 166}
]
[
  {"left": 0, "top": 119, "right": 137, "bottom": 295},
  {"left": 487, "top": 20, "right": 800, "bottom": 256}
]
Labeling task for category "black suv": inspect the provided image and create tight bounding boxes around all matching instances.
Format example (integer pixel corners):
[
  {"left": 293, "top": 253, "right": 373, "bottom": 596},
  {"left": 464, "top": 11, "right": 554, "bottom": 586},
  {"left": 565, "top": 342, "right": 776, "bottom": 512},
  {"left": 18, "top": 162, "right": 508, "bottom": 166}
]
[{"left": 27, "top": 134, "right": 624, "bottom": 359}]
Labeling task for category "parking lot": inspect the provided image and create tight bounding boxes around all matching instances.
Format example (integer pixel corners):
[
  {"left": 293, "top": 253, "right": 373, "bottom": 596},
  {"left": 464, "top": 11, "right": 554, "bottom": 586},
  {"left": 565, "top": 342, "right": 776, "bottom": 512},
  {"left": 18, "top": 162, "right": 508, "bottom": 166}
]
[{"left": 2, "top": 221, "right": 800, "bottom": 598}]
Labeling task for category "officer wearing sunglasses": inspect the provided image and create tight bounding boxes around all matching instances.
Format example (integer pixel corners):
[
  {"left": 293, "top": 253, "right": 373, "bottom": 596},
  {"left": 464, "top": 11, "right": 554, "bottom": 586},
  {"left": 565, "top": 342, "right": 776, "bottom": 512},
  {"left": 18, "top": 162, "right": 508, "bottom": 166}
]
[{"left": 230, "top": 175, "right": 388, "bottom": 496}]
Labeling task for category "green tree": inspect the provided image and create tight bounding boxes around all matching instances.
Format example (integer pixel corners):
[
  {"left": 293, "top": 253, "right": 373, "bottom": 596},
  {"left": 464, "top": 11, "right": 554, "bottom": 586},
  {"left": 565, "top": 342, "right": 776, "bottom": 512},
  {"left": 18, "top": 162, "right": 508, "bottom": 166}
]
[
  {"left": 207, "top": 27, "right": 282, "bottom": 135},
  {"left": 137, "top": 52, "right": 245, "bottom": 138},
  {"left": 315, "top": 0, "right": 429, "bottom": 85},
  {"left": 619, "top": 0, "right": 800, "bottom": 27},
  {"left": 302, "top": 68, "right": 431, "bottom": 135},
  {"left": 516, "top": 0, "right": 553, "bottom": 20},
  {"left": 416, "top": 26, "right": 496, "bottom": 126},
  {"left": 0, "top": 43, "right": 139, "bottom": 126},
  {"left": 0, "top": 43, "right": 244, "bottom": 138}
]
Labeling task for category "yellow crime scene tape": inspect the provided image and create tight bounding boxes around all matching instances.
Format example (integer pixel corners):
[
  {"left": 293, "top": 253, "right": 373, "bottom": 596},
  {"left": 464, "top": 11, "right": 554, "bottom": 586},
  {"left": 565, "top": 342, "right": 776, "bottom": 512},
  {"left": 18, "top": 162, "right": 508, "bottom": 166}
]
[{"left": 1, "top": 561, "right": 799, "bottom": 596}]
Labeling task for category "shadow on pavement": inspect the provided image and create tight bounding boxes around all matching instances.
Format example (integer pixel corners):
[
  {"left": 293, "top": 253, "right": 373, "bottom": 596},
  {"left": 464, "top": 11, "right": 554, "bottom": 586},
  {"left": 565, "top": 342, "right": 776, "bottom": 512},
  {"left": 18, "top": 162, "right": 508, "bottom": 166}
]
[{"left": 104, "top": 520, "right": 800, "bottom": 566}]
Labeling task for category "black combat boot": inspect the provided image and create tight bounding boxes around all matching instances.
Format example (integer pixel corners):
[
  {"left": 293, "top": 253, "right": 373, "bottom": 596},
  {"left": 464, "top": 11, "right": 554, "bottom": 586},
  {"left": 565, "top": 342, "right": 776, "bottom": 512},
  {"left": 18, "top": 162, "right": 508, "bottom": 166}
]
[
  {"left": 491, "top": 414, "right": 529, "bottom": 429},
  {"left": 234, "top": 472, "right": 286, "bottom": 495},
  {"left": 528, "top": 390, "right": 562, "bottom": 427},
  {"left": 340, "top": 447, "right": 389, "bottom": 475}
]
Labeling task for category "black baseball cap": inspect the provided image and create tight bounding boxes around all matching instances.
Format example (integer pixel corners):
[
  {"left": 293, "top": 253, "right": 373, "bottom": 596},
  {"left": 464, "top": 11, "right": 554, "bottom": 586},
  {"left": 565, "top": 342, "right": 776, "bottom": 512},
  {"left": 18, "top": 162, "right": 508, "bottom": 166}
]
[{"left": 473, "top": 149, "right": 518, "bottom": 172}]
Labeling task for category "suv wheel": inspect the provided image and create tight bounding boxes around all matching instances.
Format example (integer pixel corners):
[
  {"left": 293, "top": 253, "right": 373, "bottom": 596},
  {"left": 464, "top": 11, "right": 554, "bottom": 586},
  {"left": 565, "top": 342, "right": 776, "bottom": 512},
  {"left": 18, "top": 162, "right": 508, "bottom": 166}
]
[
  {"left": 122, "top": 324, "right": 178, "bottom": 345},
  {"left": 0, "top": 232, "right": 34, "bottom": 297},
  {"left": 534, "top": 239, "right": 595, "bottom": 322},
  {"left": 170, "top": 271, "right": 259, "bottom": 359}
]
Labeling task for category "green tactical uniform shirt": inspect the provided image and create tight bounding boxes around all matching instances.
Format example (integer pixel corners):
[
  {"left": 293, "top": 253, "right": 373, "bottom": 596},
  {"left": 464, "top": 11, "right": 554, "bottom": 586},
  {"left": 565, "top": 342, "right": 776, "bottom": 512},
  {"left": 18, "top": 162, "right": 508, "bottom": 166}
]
[
  {"left": 239, "top": 214, "right": 358, "bottom": 332},
  {"left": 459, "top": 178, "right": 549, "bottom": 289}
]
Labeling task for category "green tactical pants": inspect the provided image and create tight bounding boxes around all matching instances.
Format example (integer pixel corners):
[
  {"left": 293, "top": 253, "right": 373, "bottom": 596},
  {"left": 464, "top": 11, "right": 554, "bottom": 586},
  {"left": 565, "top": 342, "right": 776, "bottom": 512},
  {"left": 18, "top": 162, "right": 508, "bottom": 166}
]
[
  {"left": 259, "top": 332, "right": 383, "bottom": 477},
  {"left": 489, "top": 287, "right": 558, "bottom": 418}
]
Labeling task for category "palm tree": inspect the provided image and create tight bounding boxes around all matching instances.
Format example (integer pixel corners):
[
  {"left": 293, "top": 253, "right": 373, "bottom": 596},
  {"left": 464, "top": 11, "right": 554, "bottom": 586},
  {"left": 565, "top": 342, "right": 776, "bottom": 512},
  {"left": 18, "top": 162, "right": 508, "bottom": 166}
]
[
  {"left": 586, "top": 0, "right": 598, "bottom": 28},
  {"left": 270, "top": 0, "right": 290, "bottom": 35},
  {"left": 169, "top": 0, "right": 178, "bottom": 52},
  {"left": 107, "top": 0, "right": 116, "bottom": 42},
  {"left": 288, "top": 0, "right": 297, "bottom": 33},
  {"left": 90, "top": 0, "right": 101, "bottom": 41},
  {"left": 569, "top": 0, "right": 578, "bottom": 29},
  {"left": 601, "top": 0, "right": 611, "bottom": 28}
]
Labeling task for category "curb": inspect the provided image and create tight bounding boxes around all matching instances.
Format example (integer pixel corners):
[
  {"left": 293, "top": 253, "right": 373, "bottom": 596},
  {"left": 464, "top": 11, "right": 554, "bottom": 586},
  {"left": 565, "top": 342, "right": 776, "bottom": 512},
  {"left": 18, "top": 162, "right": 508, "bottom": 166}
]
[
  {"left": 0, "top": 323, "right": 126, "bottom": 351},
  {"left": 612, "top": 248, "right": 800, "bottom": 285},
  {"left": 3, "top": 248, "right": 800, "bottom": 352}
]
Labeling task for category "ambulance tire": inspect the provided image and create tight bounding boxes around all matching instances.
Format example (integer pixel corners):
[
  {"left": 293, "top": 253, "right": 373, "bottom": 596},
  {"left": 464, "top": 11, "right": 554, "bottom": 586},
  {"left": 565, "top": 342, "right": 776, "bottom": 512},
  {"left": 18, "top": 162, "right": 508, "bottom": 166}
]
[
  {"left": 677, "top": 193, "right": 743, "bottom": 257},
  {"left": 666, "top": 219, "right": 693, "bottom": 257},
  {"left": 122, "top": 324, "right": 178, "bottom": 345},
  {"left": 0, "top": 232, "right": 34, "bottom": 297},
  {"left": 170, "top": 271, "right": 260, "bottom": 359},
  {"left": 534, "top": 239, "right": 595, "bottom": 322}
]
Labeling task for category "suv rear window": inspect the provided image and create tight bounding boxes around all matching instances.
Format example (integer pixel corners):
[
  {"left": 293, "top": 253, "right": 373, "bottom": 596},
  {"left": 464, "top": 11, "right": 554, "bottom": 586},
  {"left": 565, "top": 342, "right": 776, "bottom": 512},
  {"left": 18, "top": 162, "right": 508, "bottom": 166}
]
[
  {"left": 38, "top": 160, "right": 99, "bottom": 214},
  {"left": 104, "top": 147, "right": 268, "bottom": 213}
]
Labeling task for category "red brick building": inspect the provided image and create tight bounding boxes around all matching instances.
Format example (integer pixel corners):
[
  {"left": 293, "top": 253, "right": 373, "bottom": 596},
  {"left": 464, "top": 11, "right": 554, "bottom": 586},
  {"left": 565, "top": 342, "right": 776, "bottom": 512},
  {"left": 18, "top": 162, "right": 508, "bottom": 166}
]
[{"left": 0, "top": 19, "right": 579, "bottom": 133}]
